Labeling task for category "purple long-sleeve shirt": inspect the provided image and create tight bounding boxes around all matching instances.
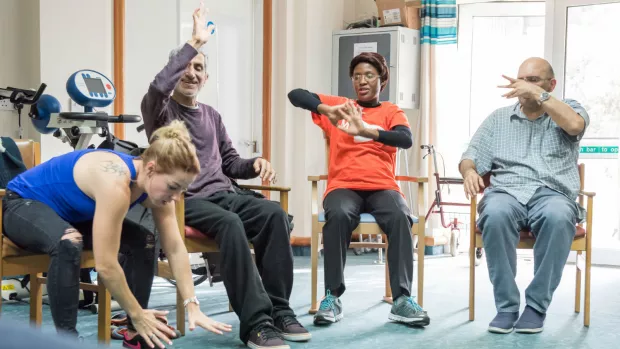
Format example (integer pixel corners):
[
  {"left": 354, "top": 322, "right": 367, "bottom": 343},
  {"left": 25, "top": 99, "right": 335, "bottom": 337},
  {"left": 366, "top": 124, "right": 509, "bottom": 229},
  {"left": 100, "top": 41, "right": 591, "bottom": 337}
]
[{"left": 141, "top": 43, "right": 257, "bottom": 199}]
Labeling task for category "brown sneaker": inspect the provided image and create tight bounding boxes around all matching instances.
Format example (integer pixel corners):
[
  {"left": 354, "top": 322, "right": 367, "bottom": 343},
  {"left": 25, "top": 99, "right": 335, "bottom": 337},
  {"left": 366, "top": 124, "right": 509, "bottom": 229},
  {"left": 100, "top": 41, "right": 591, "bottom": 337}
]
[
  {"left": 246, "top": 322, "right": 289, "bottom": 349},
  {"left": 274, "top": 315, "right": 311, "bottom": 342}
]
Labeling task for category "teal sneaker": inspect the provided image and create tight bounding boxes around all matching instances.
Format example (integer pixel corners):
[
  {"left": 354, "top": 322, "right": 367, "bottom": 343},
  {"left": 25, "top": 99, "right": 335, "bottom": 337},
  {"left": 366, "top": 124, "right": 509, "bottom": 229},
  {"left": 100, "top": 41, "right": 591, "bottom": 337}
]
[
  {"left": 388, "top": 296, "right": 430, "bottom": 326},
  {"left": 313, "top": 290, "right": 343, "bottom": 325}
]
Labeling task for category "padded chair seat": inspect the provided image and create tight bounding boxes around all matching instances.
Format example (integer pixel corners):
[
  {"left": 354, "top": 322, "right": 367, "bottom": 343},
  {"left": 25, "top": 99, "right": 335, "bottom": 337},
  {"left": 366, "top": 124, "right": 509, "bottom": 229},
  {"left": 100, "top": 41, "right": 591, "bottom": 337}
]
[
  {"left": 474, "top": 225, "right": 586, "bottom": 240},
  {"left": 2, "top": 237, "right": 35, "bottom": 257},
  {"left": 185, "top": 226, "right": 208, "bottom": 239},
  {"left": 317, "top": 212, "right": 419, "bottom": 224}
]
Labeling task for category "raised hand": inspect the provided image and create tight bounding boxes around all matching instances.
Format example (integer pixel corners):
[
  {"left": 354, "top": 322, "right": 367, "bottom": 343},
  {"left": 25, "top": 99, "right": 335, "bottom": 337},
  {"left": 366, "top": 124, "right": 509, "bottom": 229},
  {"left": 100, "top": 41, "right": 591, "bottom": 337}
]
[
  {"left": 191, "top": 1, "right": 216, "bottom": 45},
  {"left": 498, "top": 75, "right": 543, "bottom": 100}
]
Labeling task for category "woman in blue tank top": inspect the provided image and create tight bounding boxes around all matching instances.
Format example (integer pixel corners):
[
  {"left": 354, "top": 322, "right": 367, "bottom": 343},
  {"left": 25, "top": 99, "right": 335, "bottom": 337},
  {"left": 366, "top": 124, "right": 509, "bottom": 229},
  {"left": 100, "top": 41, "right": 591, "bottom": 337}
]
[{"left": 3, "top": 120, "right": 232, "bottom": 347}]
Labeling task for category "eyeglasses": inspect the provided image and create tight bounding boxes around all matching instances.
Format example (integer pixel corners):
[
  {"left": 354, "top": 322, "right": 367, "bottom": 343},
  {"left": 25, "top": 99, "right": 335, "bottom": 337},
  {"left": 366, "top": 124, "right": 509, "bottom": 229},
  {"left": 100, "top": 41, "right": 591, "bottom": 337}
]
[
  {"left": 351, "top": 73, "right": 378, "bottom": 82},
  {"left": 518, "top": 76, "right": 552, "bottom": 83}
]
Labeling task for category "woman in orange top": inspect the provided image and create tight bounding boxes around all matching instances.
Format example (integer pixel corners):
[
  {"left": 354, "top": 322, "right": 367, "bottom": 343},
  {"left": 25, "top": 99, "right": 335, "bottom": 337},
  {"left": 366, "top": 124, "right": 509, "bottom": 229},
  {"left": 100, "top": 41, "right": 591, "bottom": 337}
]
[{"left": 288, "top": 52, "right": 430, "bottom": 328}]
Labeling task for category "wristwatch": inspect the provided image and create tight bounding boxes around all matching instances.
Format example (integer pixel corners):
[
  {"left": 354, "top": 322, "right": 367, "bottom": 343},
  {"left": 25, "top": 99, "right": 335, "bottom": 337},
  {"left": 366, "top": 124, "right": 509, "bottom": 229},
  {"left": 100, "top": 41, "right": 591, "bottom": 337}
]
[
  {"left": 183, "top": 296, "right": 200, "bottom": 307},
  {"left": 539, "top": 91, "right": 550, "bottom": 104}
]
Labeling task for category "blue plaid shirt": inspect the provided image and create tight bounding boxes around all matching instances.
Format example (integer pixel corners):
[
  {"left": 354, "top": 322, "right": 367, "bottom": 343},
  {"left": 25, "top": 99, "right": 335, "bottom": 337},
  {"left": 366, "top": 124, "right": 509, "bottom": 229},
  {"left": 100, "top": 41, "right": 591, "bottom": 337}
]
[{"left": 461, "top": 99, "right": 589, "bottom": 220}]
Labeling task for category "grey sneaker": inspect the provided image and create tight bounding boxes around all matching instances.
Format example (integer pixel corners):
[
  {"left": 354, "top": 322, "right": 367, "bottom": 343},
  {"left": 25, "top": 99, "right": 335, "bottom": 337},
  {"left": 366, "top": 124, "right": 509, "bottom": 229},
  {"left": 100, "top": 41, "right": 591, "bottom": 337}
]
[
  {"left": 313, "top": 290, "right": 343, "bottom": 325},
  {"left": 388, "top": 296, "right": 430, "bottom": 326},
  {"left": 246, "top": 322, "right": 289, "bottom": 349}
]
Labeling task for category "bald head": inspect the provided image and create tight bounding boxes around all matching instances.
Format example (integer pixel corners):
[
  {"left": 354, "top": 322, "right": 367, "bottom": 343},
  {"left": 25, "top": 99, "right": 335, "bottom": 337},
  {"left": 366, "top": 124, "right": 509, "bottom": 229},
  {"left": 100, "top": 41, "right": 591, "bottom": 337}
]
[{"left": 518, "top": 57, "right": 555, "bottom": 80}]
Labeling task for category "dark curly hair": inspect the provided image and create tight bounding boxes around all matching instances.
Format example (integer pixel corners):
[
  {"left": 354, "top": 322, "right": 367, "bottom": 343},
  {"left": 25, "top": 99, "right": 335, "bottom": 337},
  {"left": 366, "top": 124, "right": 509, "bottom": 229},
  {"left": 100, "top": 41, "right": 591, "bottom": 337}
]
[{"left": 349, "top": 52, "right": 389, "bottom": 91}]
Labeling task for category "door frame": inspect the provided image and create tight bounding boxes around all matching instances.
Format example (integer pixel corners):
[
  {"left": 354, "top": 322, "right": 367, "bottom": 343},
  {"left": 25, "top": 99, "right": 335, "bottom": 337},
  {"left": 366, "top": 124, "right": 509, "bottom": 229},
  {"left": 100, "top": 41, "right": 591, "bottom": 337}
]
[{"left": 546, "top": 0, "right": 620, "bottom": 265}]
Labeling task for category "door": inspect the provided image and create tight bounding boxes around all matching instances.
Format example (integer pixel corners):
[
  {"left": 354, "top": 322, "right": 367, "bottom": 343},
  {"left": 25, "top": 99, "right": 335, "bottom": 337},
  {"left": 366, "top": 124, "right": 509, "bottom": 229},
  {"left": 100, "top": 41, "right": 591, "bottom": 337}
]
[
  {"left": 548, "top": 0, "right": 620, "bottom": 265},
  {"left": 458, "top": 2, "right": 546, "bottom": 138},
  {"left": 178, "top": 0, "right": 263, "bottom": 162}
]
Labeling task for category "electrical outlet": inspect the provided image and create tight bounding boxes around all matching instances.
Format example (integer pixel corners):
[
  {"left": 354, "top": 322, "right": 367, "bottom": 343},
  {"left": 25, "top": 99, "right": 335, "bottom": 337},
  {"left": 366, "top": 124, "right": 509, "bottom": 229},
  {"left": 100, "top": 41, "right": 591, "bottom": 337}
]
[{"left": 0, "top": 99, "right": 14, "bottom": 111}]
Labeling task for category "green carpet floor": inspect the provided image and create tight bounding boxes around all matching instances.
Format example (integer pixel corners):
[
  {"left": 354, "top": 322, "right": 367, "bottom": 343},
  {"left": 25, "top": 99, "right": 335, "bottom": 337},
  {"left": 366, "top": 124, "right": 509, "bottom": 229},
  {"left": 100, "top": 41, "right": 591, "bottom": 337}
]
[{"left": 2, "top": 251, "right": 618, "bottom": 348}]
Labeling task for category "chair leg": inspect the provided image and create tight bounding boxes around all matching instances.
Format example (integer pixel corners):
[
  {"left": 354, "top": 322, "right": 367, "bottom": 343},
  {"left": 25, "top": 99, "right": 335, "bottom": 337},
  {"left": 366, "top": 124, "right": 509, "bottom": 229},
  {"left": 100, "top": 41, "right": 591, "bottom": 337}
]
[
  {"left": 309, "top": 230, "right": 320, "bottom": 314},
  {"left": 29, "top": 273, "right": 43, "bottom": 327},
  {"left": 383, "top": 245, "right": 393, "bottom": 304},
  {"left": 575, "top": 251, "right": 582, "bottom": 313},
  {"left": 177, "top": 289, "right": 186, "bottom": 336},
  {"left": 584, "top": 250, "right": 591, "bottom": 327},
  {"left": 469, "top": 241, "right": 475, "bottom": 321},
  {"left": 0, "top": 256, "right": 4, "bottom": 315},
  {"left": 417, "top": 223, "right": 425, "bottom": 307},
  {"left": 97, "top": 281, "right": 111, "bottom": 345}
]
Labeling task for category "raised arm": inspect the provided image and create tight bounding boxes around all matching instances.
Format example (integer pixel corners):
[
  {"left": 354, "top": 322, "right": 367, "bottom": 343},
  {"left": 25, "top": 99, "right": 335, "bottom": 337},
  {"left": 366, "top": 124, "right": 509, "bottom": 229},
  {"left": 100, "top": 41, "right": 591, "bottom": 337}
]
[
  {"left": 141, "top": 3, "right": 215, "bottom": 138},
  {"left": 141, "top": 43, "right": 202, "bottom": 137}
]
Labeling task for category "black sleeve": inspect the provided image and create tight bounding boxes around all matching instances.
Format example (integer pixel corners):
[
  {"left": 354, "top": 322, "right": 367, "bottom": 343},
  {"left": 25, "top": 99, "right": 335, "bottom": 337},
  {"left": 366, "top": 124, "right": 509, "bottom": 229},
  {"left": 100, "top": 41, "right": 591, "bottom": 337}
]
[
  {"left": 377, "top": 125, "right": 413, "bottom": 149},
  {"left": 288, "top": 88, "right": 322, "bottom": 114}
]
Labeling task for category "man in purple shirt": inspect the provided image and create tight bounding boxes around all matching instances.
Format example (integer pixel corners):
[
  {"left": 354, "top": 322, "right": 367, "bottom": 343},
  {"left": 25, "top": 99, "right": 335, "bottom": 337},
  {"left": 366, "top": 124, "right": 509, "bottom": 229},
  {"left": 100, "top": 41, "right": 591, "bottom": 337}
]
[{"left": 140, "top": 4, "right": 310, "bottom": 349}]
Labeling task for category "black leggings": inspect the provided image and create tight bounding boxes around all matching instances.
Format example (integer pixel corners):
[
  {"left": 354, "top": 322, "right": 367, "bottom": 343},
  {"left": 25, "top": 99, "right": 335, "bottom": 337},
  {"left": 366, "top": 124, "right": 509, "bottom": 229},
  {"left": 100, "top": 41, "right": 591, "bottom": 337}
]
[{"left": 2, "top": 190, "right": 155, "bottom": 336}]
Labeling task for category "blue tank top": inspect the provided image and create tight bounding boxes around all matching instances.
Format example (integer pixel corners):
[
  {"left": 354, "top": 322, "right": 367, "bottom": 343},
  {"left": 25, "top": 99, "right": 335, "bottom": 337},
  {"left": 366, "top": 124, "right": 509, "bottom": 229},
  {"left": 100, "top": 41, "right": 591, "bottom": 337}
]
[{"left": 7, "top": 149, "right": 148, "bottom": 223}]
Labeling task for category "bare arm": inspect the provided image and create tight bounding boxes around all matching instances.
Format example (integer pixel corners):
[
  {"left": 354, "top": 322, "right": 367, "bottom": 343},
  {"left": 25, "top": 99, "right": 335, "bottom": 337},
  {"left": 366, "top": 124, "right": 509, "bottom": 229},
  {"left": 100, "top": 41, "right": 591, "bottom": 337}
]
[
  {"left": 151, "top": 203, "right": 198, "bottom": 311},
  {"left": 459, "top": 159, "right": 477, "bottom": 178},
  {"left": 540, "top": 95, "right": 585, "bottom": 136},
  {"left": 91, "top": 185, "right": 143, "bottom": 318},
  {"left": 148, "top": 201, "right": 233, "bottom": 335}
]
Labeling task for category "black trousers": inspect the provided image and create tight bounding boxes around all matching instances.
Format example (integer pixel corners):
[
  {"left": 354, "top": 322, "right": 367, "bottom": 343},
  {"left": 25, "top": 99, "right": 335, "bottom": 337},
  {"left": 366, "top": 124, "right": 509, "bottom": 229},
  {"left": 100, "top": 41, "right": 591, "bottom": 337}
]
[
  {"left": 185, "top": 191, "right": 294, "bottom": 343},
  {"left": 322, "top": 189, "right": 414, "bottom": 300},
  {"left": 2, "top": 190, "right": 155, "bottom": 336}
]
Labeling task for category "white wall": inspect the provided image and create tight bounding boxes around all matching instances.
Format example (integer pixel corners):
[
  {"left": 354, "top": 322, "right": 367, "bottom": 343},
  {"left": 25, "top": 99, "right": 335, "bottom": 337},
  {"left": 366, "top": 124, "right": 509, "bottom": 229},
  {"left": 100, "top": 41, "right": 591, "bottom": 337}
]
[
  {"left": 38, "top": 0, "right": 113, "bottom": 161},
  {"left": 124, "top": 0, "right": 180, "bottom": 147},
  {"left": 0, "top": 0, "right": 41, "bottom": 141}
]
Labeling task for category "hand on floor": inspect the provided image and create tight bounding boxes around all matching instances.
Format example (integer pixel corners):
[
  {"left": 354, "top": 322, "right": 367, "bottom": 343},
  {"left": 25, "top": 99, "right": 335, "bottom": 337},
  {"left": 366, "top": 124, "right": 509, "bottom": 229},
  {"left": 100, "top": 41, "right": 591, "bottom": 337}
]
[{"left": 188, "top": 307, "right": 233, "bottom": 335}]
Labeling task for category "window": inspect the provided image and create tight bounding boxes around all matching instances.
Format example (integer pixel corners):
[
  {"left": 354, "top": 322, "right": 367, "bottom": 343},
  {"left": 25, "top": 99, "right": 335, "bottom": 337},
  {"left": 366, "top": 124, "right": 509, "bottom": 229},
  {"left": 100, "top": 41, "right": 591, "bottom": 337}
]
[
  {"left": 458, "top": 2, "right": 545, "bottom": 137},
  {"left": 552, "top": 0, "right": 620, "bottom": 252}
]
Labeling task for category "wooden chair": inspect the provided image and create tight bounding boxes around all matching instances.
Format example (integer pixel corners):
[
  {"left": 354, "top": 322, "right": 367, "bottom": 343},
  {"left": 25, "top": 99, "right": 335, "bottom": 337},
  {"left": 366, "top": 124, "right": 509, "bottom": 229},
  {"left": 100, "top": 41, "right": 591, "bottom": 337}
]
[
  {"left": 469, "top": 163, "right": 594, "bottom": 326},
  {"left": 308, "top": 135, "right": 428, "bottom": 314},
  {"left": 0, "top": 139, "right": 111, "bottom": 343},
  {"left": 157, "top": 184, "right": 290, "bottom": 336}
]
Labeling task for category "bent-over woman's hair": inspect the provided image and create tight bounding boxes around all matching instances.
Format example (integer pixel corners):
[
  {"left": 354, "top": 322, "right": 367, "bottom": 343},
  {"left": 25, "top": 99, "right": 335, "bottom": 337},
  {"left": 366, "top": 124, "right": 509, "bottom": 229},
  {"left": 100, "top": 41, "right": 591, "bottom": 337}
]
[{"left": 141, "top": 120, "right": 200, "bottom": 175}]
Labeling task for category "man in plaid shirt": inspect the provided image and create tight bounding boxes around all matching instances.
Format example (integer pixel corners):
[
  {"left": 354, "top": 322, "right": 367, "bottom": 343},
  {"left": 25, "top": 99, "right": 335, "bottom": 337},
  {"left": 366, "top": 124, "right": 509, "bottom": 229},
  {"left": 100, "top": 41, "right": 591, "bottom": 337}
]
[{"left": 460, "top": 57, "right": 589, "bottom": 334}]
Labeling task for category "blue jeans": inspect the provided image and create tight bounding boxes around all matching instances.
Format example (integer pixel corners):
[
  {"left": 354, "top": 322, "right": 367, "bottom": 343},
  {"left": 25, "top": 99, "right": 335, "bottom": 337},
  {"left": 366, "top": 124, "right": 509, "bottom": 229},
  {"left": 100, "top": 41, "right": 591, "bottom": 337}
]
[{"left": 478, "top": 187, "right": 578, "bottom": 313}]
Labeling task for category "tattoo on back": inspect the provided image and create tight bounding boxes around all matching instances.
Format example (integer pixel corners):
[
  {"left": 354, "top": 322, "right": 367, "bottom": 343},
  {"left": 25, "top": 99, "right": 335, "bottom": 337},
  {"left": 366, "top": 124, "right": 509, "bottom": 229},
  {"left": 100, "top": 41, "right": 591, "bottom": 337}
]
[{"left": 100, "top": 161, "right": 127, "bottom": 176}]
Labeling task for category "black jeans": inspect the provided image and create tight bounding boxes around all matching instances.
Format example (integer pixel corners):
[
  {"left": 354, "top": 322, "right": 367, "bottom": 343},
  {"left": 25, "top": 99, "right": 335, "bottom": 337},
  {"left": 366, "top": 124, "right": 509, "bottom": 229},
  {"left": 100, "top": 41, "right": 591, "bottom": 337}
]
[
  {"left": 185, "top": 191, "right": 294, "bottom": 343},
  {"left": 2, "top": 190, "right": 155, "bottom": 336},
  {"left": 322, "top": 189, "right": 415, "bottom": 300}
]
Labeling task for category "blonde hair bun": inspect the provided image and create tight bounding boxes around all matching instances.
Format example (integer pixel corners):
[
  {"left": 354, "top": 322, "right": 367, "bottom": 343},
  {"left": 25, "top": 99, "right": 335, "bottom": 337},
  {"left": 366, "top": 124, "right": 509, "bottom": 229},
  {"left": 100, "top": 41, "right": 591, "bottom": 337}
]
[
  {"left": 142, "top": 120, "right": 200, "bottom": 175},
  {"left": 158, "top": 120, "right": 191, "bottom": 141}
]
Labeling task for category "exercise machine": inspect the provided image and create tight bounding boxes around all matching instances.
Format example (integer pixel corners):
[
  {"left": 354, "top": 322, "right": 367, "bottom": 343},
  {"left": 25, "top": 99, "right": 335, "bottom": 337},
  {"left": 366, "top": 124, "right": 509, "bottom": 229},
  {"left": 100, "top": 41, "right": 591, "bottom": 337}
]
[
  {"left": 421, "top": 144, "right": 484, "bottom": 265},
  {"left": 0, "top": 83, "right": 47, "bottom": 139},
  {"left": 10, "top": 70, "right": 143, "bottom": 312},
  {"left": 30, "top": 69, "right": 141, "bottom": 150}
]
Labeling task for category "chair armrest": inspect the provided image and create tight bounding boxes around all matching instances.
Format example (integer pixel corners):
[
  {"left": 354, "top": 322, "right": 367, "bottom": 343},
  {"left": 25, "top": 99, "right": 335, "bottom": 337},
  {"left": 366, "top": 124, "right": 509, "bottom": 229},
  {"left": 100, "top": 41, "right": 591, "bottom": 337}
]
[
  {"left": 395, "top": 176, "right": 428, "bottom": 183},
  {"left": 238, "top": 184, "right": 291, "bottom": 193},
  {"left": 308, "top": 175, "right": 328, "bottom": 182},
  {"left": 579, "top": 190, "right": 596, "bottom": 197}
]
